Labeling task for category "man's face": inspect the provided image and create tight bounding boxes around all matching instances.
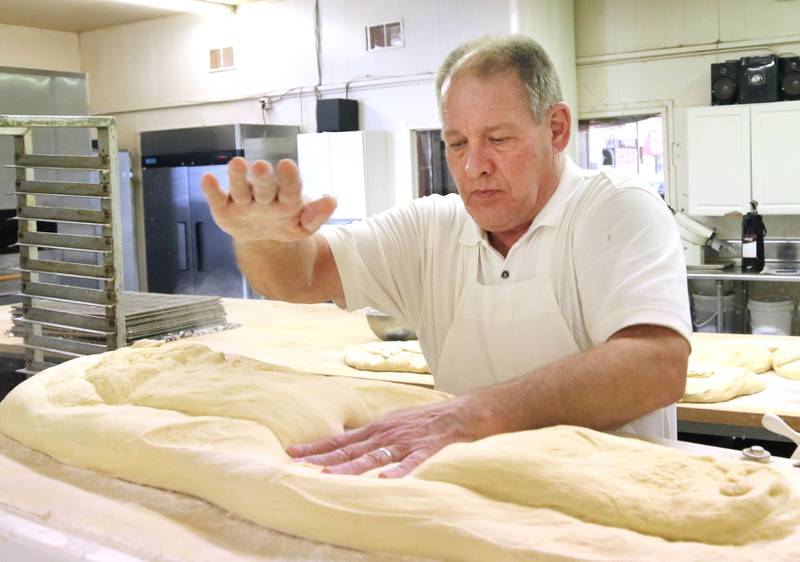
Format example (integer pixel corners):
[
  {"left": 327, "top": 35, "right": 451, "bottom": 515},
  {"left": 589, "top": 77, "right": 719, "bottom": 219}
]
[{"left": 441, "top": 69, "right": 557, "bottom": 235}]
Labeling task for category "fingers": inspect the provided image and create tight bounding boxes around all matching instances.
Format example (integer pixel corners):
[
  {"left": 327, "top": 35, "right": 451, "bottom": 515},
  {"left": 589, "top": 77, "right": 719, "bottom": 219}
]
[
  {"left": 200, "top": 172, "right": 228, "bottom": 211},
  {"left": 275, "top": 159, "right": 302, "bottom": 206},
  {"left": 227, "top": 157, "right": 252, "bottom": 205},
  {"left": 379, "top": 449, "right": 430, "bottom": 479},
  {"left": 298, "top": 440, "right": 374, "bottom": 467},
  {"left": 322, "top": 445, "right": 400, "bottom": 476},
  {"left": 250, "top": 160, "right": 278, "bottom": 204},
  {"left": 226, "top": 158, "right": 304, "bottom": 207},
  {"left": 299, "top": 195, "right": 337, "bottom": 233},
  {"left": 286, "top": 425, "right": 372, "bottom": 458}
]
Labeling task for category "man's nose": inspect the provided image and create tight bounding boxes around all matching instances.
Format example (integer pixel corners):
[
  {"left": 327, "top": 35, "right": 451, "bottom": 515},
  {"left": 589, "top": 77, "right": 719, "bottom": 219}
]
[{"left": 464, "top": 143, "right": 492, "bottom": 179}]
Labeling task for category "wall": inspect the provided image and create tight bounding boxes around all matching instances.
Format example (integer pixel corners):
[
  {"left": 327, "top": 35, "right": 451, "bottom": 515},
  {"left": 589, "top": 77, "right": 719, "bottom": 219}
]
[
  {"left": 511, "top": 0, "right": 578, "bottom": 158},
  {"left": 575, "top": 0, "right": 800, "bottom": 239},
  {"left": 574, "top": 0, "right": 800, "bottom": 334},
  {"left": 78, "top": 0, "right": 577, "bottom": 207},
  {"left": 0, "top": 24, "right": 81, "bottom": 72}
]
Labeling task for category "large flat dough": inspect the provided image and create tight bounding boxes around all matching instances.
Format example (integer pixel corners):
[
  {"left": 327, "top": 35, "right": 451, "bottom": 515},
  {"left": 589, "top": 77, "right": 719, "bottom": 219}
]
[
  {"left": 344, "top": 341, "right": 430, "bottom": 373},
  {"left": 1, "top": 341, "right": 800, "bottom": 561}
]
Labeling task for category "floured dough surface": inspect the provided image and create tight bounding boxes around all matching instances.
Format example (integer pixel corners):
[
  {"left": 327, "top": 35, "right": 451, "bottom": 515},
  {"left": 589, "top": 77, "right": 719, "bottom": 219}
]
[
  {"left": 690, "top": 339, "right": 773, "bottom": 373},
  {"left": 773, "top": 346, "right": 800, "bottom": 380},
  {"left": 344, "top": 341, "right": 430, "bottom": 373},
  {"left": 2, "top": 341, "right": 800, "bottom": 561},
  {"left": 682, "top": 364, "right": 766, "bottom": 403}
]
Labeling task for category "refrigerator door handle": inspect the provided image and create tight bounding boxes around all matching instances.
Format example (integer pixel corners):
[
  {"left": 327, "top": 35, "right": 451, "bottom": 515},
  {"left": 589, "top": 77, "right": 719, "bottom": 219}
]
[
  {"left": 176, "top": 222, "right": 189, "bottom": 271},
  {"left": 194, "top": 221, "right": 204, "bottom": 272}
]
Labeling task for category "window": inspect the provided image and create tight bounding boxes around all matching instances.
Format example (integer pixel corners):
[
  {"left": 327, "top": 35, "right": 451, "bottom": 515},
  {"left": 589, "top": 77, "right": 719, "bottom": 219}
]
[
  {"left": 578, "top": 114, "right": 666, "bottom": 197},
  {"left": 366, "top": 21, "right": 404, "bottom": 51},
  {"left": 414, "top": 129, "right": 457, "bottom": 198}
]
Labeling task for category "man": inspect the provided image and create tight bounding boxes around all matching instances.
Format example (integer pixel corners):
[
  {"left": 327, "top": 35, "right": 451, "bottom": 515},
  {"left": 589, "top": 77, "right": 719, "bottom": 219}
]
[{"left": 201, "top": 35, "right": 691, "bottom": 478}]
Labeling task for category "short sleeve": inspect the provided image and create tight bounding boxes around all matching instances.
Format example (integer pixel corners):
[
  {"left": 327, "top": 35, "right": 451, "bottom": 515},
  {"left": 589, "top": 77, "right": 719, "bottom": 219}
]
[
  {"left": 573, "top": 186, "right": 692, "bottom": 345},
  {"left": 320, "top": 199, "right": 432, "bottom": 329}
]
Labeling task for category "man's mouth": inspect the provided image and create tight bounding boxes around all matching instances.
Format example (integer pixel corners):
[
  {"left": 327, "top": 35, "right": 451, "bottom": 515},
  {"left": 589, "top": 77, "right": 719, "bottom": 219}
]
[{"left": 471, "top": 189, "right": 499, "bottom": 200}]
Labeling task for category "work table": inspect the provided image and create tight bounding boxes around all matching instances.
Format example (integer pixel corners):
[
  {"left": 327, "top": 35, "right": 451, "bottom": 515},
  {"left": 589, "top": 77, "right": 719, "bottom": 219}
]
[
  {"left": 1, "top": 298, "right": 800, "bottom": 561},
  {"left": 1, "top": 299, "right": 800, "bottom": 431}
]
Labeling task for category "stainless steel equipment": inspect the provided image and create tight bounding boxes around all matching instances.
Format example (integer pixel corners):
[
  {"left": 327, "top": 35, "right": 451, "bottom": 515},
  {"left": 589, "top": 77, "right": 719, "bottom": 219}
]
[
  {"left": 1, "top": 115, "right": 126, "bottom": 375},
  {"left": 365, "top": 307, "right": 416, "bottom": 341},
  {"left": 141, "top": 124, "right": 299, "bottom": 298},
  {"left": 674, "top": 212, "right": 725, "bottom": 266}
]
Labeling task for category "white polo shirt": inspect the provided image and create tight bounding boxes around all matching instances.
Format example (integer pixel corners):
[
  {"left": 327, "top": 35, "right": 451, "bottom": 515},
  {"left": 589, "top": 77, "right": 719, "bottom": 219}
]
[{"left": 322, "top": 157, "right": 691, "bottom": 377}]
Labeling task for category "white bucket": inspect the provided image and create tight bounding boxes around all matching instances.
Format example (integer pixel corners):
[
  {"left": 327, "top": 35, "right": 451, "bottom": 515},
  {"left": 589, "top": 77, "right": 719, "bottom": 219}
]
[
  {"left": 748, "top": 298, "right": 794, "bottom": 336},
  {"left": 691, "top": 293, "right": 735, "bottom": 333}
]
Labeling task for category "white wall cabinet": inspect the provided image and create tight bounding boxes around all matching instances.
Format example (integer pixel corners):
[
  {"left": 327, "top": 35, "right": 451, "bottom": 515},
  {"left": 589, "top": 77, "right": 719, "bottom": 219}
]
[
  {"left": 687, "top": 100, "right": 800, "bottom": 216},
  {"left": 297, "top": 131, "right": 390, "bottom": 221},
  {"left": 750, "top": 101, "right": 800, "bottom": 215}
]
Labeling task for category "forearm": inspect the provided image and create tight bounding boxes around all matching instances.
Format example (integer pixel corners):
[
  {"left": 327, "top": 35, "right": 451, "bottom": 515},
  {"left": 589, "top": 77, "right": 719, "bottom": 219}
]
[
  {"left": 235, "top": 234, "right": 336, "bottom": 303},
  {"left": 465, "top": 326, "right": 689, "bottom": 437}
]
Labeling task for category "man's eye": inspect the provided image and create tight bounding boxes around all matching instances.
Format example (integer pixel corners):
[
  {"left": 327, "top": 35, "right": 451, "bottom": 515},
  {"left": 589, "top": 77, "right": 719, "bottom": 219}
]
[
  {"left": 448, "top": 141, "right": 466, "bottom": 149},
  {"left": 489, "top": 137, "right": 509, "bottom": 144}
]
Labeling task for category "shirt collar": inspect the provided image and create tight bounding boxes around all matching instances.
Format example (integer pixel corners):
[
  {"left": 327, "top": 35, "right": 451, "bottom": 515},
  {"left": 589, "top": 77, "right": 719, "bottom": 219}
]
[{"left": 458, "top": 155, "right": 585, "bottom": 247}]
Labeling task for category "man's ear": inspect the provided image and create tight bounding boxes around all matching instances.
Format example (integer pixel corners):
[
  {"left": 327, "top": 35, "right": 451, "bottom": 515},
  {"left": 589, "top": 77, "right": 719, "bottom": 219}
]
[{"left": 548, "top": 102, "right": 571, "bottom": 153}]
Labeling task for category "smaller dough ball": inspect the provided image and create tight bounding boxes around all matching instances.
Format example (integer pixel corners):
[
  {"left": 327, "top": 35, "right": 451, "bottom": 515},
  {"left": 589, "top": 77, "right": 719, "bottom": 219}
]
[
  {"left": 344, "top": 341, "right": 430, "bottom": 373},
  {"left": 772, "top": 346, "right": 800, "bottom": 380},
  {"left": 689, "top": 340, "right": 772, "bottom": 374},
  {"left": 681, "top": 366, "right": 765, "bottom": 403}
]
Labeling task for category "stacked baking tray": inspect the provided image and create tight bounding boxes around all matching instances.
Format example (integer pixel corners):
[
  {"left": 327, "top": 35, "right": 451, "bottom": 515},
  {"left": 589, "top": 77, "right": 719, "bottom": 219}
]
[{"left": 11, "top": 291, "right": 228, "bottom": 346}]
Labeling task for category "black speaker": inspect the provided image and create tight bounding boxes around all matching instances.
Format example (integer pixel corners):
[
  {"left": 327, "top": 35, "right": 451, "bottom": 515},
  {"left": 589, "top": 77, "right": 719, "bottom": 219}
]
[
  {"left": 711, "top": 60, "right": 739, "bottom": 105},
  {"left": 738, "top": 55, "right": 779, "bottom": 104},
  {"left": 316, "top": 98, "right": 359, "bottom": 133},
  {"left": 779, "top": 56, "right": 800, "bottom": 100}
]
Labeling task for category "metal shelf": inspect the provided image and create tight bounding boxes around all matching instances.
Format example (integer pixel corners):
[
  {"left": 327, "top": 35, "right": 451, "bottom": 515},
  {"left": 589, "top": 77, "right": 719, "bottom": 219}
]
[
  {"left": 687, "top": 270, "right": 800, "bottom": 283},
  {"left": 1, "top": 114, "right": 126, "bottom": 375}
]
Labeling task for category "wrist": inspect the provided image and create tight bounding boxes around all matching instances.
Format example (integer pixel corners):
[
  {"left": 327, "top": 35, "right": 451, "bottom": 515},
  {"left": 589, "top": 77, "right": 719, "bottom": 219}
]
[{"left": 458, "top": 391, "right": 505, "bottom": 440}]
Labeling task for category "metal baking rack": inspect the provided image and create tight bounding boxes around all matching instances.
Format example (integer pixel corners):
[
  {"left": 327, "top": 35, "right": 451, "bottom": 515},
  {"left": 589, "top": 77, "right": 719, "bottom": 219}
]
[{"left": 0, "top": 115, "right": 126, "bottom": 375}]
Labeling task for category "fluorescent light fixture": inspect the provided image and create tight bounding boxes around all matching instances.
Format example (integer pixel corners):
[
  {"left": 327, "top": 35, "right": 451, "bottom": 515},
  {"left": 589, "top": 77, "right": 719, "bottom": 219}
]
[{"left": 111, "top": 0, "right": 235, "bottom": 16}]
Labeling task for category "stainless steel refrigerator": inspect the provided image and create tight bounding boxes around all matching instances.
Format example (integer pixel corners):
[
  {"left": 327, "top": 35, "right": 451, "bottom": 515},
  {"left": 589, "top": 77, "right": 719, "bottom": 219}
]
[{"left": 141, "top": 124, "right": 299, "bottom": 298}]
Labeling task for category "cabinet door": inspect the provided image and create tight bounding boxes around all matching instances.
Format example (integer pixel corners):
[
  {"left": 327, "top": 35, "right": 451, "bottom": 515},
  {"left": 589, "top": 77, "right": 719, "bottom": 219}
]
[
  {"left": 751, "top": 100, "right": 800, "bottom": 214},
  {"left": 329, "top": 131, "right": 367, "bottom": 220},
  {"left": 142, "top": 167, "right": 194, "bottom": 295},
  {"left": 686, "top": 106, "right": 750, "bottom": 216},
  {"left": 297, "top": 133, "right": 332, "bottom": 201}
]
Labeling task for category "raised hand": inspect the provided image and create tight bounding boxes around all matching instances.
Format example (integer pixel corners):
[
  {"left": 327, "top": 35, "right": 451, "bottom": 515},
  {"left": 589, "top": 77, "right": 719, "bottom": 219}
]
[{"left": 201, "top": 157, "right": 337, "bottom": 242}]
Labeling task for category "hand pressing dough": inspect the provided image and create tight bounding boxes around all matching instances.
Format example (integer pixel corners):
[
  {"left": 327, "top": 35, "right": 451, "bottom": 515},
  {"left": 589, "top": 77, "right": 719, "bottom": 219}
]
[
  {"left": 344, "top": 341, "right": 430, "bottom": 373},
  {"left": 1, "top": 341, "right": 800, "bottom": 561},
  {"left": 682, "top": 365, "right": 766, "bottom": 403},
  {"left": 690, "top": 339, "right": 772, "bottom": 373},
  {"left": 773, "top": 346, "right": 800, "bottom": 380}
]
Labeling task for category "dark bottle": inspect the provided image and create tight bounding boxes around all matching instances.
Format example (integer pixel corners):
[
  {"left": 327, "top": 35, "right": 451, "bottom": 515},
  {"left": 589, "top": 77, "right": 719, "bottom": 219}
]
[{"left": 741, "top": 200, "right": 766, "bottom": 272}]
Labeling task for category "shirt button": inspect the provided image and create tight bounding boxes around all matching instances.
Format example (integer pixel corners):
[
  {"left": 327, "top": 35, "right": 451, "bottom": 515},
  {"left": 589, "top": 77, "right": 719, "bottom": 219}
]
[{"left": 501, "top": 270, "right": 510, "bottom": 279}]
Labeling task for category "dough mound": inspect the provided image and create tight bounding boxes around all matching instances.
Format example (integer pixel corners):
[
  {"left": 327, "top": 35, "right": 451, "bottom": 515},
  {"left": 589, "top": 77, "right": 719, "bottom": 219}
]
[
  {"left": 690, "top": 340, "right": 772, "bottom": 374},
  {"left": 773, "top": 346, "right": 800, "bottom": 380},
  {"left": 416, "top": 426, "right": 795, "bottom": 544},
  {"left": 1, "top": 341, "right": 799, "bottom": 560},
  {"left": 682, "top": 364, "right": 766, "bottom": 403},
  {"left": 344, "top": 341, "right": 430, "bottom": 373}
]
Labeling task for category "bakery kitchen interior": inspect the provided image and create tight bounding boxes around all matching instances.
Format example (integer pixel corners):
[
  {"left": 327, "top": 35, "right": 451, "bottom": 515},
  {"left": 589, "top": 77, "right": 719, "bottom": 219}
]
[{"left": 3, "top": 0, "right": 800, "bottom": 560}]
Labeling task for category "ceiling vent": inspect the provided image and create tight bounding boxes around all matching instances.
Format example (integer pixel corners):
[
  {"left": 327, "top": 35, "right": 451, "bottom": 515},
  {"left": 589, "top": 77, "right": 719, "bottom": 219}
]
[
  {"left": 209, "top": 46, "right": 235, "bottom": 72},
  {"left": 366, "top": 20, "right": 404, "bottom": 51}
]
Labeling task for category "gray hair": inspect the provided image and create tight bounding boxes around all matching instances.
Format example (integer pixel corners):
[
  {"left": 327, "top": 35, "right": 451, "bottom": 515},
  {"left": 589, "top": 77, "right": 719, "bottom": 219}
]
[{"left": 435, "top": 34, "right": 563, "bottom": 122}]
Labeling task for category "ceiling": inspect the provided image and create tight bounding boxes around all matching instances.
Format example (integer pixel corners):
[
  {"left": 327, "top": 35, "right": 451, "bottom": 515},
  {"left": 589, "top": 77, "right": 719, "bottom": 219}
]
[{"left": 0, "top": 0, "right": 255, "bottom": 33}]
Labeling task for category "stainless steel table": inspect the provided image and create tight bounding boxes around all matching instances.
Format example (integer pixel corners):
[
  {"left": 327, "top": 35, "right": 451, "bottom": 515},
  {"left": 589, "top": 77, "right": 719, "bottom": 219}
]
[{"left": 687, "top": 269, "right": 800, "bottom": 333}]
